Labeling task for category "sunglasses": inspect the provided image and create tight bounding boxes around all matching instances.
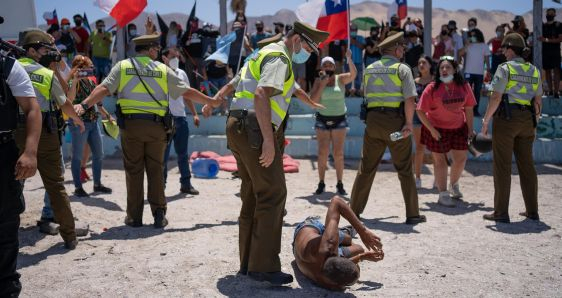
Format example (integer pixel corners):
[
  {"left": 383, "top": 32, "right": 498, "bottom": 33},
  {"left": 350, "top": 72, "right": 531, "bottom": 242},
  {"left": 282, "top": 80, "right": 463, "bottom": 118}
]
[{"left": 440, "top": 56, "right": 455, "bottom": 62}]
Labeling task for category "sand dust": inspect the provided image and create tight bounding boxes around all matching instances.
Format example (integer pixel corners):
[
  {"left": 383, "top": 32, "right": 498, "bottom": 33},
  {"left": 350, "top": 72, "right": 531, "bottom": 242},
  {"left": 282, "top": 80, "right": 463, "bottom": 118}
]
[{"left": 17, "top": 158, "right": 562, "bottom": 297}]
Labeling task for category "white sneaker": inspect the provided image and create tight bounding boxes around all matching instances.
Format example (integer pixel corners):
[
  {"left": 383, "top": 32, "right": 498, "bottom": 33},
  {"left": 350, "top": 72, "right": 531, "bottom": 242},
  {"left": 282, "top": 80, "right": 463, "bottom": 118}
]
[
  {"left": 438, "top": 191, "right": 456, "bottom": 207},
  {"left": 415, "top": 178, "right": 422, "bottom": 189},
  {"left": 449, "top": 182, "right": 463, "bottom": 199}
]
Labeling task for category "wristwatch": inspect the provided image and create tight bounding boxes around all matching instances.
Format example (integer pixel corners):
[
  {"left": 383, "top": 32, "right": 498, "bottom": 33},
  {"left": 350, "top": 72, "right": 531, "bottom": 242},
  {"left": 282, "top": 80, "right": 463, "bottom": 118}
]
[{"left": 81, "top": 103, "right": 89, "bottom": 111}]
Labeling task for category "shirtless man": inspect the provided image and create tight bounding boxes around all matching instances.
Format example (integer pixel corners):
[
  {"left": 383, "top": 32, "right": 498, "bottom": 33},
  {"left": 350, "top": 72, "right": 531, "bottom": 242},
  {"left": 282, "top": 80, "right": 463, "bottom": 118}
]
[{"left": 293, "top": 196, "right": 384, "bottom": 290}]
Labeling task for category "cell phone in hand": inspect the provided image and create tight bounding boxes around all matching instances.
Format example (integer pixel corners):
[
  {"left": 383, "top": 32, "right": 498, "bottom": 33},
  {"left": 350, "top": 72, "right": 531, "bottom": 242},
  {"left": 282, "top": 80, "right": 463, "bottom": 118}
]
[{"left": 77, "top": 68, "right": 95, "bottom": 78}]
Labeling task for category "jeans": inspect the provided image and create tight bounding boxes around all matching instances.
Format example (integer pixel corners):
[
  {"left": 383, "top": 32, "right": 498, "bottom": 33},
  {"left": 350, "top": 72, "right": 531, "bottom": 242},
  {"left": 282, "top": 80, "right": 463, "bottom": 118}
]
[
  {"left": 42, "top": 146, "right": 65, "bottom": 219},
  {"left": 69, "top": 119, "right": 104, "bottom": 189},
  {"left": 345, "top": 62, "right": 363, "bottom": 92},
  {"left": 163, "top": 117, "right": 192, "bottom": 188},
  {"left": 466, "top": 73, "right": 484, "bottom": 116},
  {"left": 92, "top": 56, "right": 111, "bottom": 83}
]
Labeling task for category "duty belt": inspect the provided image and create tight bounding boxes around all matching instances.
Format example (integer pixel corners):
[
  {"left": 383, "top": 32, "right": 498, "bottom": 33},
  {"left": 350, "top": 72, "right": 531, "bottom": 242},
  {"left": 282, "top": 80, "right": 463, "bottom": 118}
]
[
  {"left": 0, "top": 131, "right": 15, "bottom": 144},
  {"left": 367, "top": 106, "right": 401, "bottom": 112},
  {"left": 508, "top": 103, "right": 532, "bottom": 111},
  {"left": 122, "top": 113, "right": 164, "bottom": 122}
]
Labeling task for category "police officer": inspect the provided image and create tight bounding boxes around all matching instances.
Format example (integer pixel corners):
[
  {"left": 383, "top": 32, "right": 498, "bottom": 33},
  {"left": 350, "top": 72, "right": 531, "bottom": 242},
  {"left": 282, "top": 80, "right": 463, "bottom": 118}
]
[
  {"left": 77, "top": 34, "right": 219, "bottom": 228},
  {"left": 349, "top": 32, "right": 426, "bottom": 225},
  {"left": 16, "top": 29, "right": 86, "bottom": 249},
  {"left": 481, "top": 33, "right": 542, "bottom": 223},
  {"left": 0, "top": 46, "right": 42, "bottom": 298},
  {"left": 223, "top": 22, "right": 328, "bottom": 285}
]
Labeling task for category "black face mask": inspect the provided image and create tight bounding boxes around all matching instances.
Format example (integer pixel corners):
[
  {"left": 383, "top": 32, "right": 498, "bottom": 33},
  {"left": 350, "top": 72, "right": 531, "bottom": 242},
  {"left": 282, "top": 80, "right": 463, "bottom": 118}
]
[
  {"left": 441, "top": 30, "right": 448, "bottom": 36},
  {"left": 391, "top": 21, "right": 398, "bottom": 27},
  {"left": 325, "top": 70, "right": 335, "bottom": 77},
  {"left": 39, "top": 51, "right": 62, "bottom": 67},
  {"left": 546, "top": 15, "right": 555, "bottom": 22},
  {"left": 274, "top": 28, "right": 281, "bottom": 34},
  {"left": 75, "top": 20, "right": 82, "bottom": 26},
  {"left": 256, "top": 27, "right": 263, "bottom": 32}
]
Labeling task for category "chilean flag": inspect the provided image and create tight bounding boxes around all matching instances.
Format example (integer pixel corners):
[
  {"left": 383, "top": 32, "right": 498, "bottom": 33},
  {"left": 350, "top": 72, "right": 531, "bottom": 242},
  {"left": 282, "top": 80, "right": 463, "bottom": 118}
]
[
  {"left": 388, "top": 0, "right": 408, "bottom": 21},
  {"left": 95, "top": 0, "right": 147, "bottom": 27},
  {"left": 296, "top": 0, "right": 349, "bottom": 48},
  {"left": 43, "top": 9, "right": 59, "bottom": 26}
]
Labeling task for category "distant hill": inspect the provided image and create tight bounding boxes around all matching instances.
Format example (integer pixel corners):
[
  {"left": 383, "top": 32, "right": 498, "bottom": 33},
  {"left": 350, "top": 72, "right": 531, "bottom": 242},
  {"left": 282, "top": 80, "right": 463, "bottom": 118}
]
[{"left": 45, "top": 1, "right": 560, "bottom": 42}]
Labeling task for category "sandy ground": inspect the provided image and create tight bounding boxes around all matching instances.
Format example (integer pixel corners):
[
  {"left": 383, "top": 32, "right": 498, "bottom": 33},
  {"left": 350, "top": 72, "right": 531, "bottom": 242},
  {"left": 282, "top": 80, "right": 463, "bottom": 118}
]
[{"left": 16, "top": 157, "right": 562, "bottom": 297}]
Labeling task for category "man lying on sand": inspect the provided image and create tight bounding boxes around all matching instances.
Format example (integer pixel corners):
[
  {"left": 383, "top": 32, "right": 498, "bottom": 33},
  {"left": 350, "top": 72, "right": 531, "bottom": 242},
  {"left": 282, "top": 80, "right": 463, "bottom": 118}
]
[{"left": 292, "top": 196, "right": 384, "bottom": 290}]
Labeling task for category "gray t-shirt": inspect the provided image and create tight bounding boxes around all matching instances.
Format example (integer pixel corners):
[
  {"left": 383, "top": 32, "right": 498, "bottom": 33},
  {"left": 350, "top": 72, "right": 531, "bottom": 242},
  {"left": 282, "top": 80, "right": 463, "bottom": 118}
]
[{"left": 101, "top": 56, "right": 191, "bottom": 100}]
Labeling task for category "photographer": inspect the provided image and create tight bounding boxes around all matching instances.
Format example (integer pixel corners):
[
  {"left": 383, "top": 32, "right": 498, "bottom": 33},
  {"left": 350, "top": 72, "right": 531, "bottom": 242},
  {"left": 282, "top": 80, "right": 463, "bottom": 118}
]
[
  {"left": 0, "top": 40, "right": 42, "bottom": 297},
  {"left": 15, "top": 29, "right": 85, "bottom": 250},
  {"left": 310, "top": 51, "right": 356, "bottom": 195},
  {"left": 67, "top": 55, "right": 112, "bottom": 197}
]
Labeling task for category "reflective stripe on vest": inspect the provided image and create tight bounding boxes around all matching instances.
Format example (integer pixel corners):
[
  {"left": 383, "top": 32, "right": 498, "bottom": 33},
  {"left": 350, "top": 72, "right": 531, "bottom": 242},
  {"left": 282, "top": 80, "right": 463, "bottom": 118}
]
[
  {"left": 504, "top": 61, "right": 539, "bottom": 106},
  {"left": 18, "top": 57, "right": 54, "bottom": 112},
  {"left": 117, "top": 57, "right": 169, "bottom": 116},
  {"left": 231, "top": 47, "right": 295, "bottom": 128},
  {"left": 364, "top": 58, "right": 403, "bottom": 108}
]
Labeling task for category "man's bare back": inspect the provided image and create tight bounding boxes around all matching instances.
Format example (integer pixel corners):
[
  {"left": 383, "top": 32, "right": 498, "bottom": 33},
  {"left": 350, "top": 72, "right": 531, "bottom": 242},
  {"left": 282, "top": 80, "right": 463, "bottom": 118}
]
[{"left": 293, "top": 196, "right": 384, "bottom": 290}]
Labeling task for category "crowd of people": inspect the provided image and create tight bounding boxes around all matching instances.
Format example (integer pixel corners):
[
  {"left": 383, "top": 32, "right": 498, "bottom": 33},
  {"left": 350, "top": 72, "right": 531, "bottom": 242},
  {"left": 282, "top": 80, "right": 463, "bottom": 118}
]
[{"left": 0, "top": 7, "right": 558, "bottom": 296}]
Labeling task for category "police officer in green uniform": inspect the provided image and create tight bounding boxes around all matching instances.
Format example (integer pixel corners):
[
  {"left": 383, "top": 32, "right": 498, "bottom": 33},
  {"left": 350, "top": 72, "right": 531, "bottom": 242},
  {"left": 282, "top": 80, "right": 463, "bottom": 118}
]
[
  {"left": 77, "top": 34, "right": 219, "bottom": 228},
  {"left": 349, "top": 32, "right": 426, "bottom": 225},
  {"left": 481, "top": 33, "right": 542, "bottom": 223},
  {"left": 0, "top": 49, "right": 42, "bottom": 297},
  {"left": 224, "top": 22, "right": 328, "bottom": 285},
  {"left": 16, "top": 29, "right": 86, "bottom": 249}
]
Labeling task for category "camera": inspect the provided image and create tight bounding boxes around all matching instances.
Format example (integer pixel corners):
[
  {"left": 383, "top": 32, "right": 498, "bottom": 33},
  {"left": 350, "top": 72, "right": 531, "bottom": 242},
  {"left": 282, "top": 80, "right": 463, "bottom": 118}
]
[{"left": 77, "top": 68, "right": 95, "bottom": 77}]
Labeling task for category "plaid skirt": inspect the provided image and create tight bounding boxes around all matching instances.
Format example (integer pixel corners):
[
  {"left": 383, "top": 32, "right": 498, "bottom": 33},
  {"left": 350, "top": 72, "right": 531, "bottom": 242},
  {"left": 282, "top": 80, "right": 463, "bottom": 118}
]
[{"left": 421, "top": 124, "right": 468, "bottom": 153}]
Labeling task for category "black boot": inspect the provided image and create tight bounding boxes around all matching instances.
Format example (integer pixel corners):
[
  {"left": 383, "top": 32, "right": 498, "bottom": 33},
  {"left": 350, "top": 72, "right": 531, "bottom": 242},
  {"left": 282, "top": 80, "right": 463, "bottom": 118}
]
[
  {"left": 153, "top": 209, "right": 168, "bottom": 228},
  {"left": 336, "top": 181, "right": 347, "bottom": 195},
  {"left": 315, "top": 181, "right": 325, "bottom": 195}
]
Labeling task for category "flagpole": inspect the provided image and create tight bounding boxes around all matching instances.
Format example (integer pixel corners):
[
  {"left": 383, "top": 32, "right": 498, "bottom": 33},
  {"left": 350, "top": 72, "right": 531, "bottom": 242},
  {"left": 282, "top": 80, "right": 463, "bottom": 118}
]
[
  {"left": 347, "top": 0, "right": 350, "bottom": 51},
  {"left": 235, "top": 25, "right": 247, "bottom": 74}
]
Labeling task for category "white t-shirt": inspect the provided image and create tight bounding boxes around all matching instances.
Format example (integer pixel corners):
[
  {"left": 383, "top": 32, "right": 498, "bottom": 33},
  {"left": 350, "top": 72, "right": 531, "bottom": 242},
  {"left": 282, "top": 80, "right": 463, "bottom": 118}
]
[
  {"left": 6, "top": 59, "right": 35, "bottom": 97},
  {"left": 451, "top": 32, "right": 464, "bottom": 61},
  {"left": 464, "top": 43, "right": 491, "bottom": 75},
  {"left": 168, "top": 68, "right": 190, "bottom": 117}
]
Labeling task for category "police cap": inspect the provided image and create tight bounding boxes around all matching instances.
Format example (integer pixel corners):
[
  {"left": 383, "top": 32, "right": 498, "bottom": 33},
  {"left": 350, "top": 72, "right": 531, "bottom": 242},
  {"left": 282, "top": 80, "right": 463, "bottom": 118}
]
[
  {"left": 501, "top": 32, "right": 526, "bottom": 49},
  {"left": 20, "top": 28, "right": 54, "bottom": 48},
  {"left": 377, "top": 31, "right": 406, "bottom": 51},
  {"left": 132, "top": 34, "right": 161, "bottom": 47},
  {"left": 293, "top": 21, "right": 329, "bottom": 54}
]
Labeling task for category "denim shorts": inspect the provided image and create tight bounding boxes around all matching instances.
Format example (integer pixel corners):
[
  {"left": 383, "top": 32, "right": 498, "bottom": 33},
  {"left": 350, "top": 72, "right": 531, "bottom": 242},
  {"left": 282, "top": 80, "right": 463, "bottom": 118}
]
[
  {"left": 292, "top": 216, "right": 348, "bottom": 257},
  {"left": 314, "top": 114, "right": 348, "bottom": 130}
]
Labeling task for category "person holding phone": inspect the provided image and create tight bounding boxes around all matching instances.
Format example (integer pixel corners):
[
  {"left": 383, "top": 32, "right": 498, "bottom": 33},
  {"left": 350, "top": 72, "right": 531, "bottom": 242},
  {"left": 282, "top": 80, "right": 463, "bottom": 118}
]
[
  {"left": 310, "top": 51, "right": 356, "bottom": 195},
  {"left": 67, "top": 55, "right": 113, "bottom": 197},
  {"left": 90, "top": 20, "right": 112, "bottom": 83}
]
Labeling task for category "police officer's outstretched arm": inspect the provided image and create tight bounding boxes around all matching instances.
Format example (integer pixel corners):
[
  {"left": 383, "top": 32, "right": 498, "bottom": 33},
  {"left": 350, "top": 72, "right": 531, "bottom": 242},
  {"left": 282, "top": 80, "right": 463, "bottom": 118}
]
[
  {"left": 15, "top": 96, "right": 41, "bottom": 179},
  {"left": 75, "top": 84, "right": 111, "bottom": 115},
  {"left": 255, "top": 86, "right": 276, "bottom": 168}
]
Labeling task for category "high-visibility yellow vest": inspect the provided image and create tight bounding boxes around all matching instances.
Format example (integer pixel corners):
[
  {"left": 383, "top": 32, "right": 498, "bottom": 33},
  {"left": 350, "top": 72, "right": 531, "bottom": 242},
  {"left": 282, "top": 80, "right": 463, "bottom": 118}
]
[
  {"left": 504, "top": 60, "right": 540, "bottom": 106},
  {"left": 231, "top": 47, "right": 295, "bottom": 128},
  {"left": 363, "top": 57, "right": 403, "bottom": 108},
  {"left": 117, "top": 56, "right": 169, "bottom": 116},
  {"left": 18, "top": 57, "right": 54, "bottom": 112}
]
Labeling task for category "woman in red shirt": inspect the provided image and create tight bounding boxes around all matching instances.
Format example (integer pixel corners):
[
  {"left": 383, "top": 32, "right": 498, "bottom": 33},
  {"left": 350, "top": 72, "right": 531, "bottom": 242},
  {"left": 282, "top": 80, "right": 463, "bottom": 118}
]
[{"left": 416, "top": 57, "right": 476, "bottom": 207}]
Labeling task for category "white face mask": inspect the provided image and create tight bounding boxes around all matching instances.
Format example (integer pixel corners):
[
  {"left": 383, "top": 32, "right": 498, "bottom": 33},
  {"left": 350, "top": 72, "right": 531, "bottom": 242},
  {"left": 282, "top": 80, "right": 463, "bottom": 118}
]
[
  {"left": 440, "top": 74, "right": 454, "bottom": 83},
  {"left": 169, "top": 57, "right": 179, "bottom": 70}
]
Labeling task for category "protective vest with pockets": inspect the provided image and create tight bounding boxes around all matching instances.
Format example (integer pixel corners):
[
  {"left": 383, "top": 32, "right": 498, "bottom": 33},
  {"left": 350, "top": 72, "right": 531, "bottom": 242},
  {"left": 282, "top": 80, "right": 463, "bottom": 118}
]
[
  {"left": 364, "top": 57, "right": 403, "bottom": 108},
  {"left": 504, "top": 60, "right": 539, "bottom": 106},
  {"left": 117, "top": 57, "right": 169, "bottom": 116},
  {"left": 0, "top": 55, "right": 19, "bottom": 131},
  {"left": 231, "top": 47, "right": 295, "bottom": 128},
  {"left": 18, "top": 57, "right": 53, "bottom": 112}
]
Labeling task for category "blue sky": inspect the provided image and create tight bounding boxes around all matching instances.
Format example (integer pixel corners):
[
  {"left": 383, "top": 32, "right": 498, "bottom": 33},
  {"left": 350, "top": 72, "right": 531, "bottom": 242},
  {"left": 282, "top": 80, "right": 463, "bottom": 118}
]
[{"left": 34, "top": 0, "right": 556, "bottom": 26}]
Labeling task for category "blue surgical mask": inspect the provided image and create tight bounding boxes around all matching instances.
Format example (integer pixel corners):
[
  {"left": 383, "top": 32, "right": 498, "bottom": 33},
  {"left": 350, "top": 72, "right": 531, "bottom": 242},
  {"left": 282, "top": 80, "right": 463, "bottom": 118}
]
[
  {"left": 292, "top": 42, "right": 311, "bottom": 64},
  {"left": 440, "top": 74, "right": 454, "bottom": 83},
  {"left": 350, "top": 31, "right": 357, "bottom": 37},
  {"left": 470, "top": 36, "right": 477, "bottom": 43}
]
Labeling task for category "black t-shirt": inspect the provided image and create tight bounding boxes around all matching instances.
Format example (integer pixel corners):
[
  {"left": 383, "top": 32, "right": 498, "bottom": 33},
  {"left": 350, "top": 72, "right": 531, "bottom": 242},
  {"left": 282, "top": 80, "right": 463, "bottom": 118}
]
[
  {"left": 405, "top": 44, "right": 424, "bottom": 69},
  {"left": 365, "top": 36, "right": 382, "bottom": 59},
  {"left": 59, "top": 32, "right": 76, "bottom": 54},
  {"left": 543, "top": 21, "right": 562, "bottom": 54},
  {"left": 206, "top": 60, "right": 227, "bottom": 79},
  {"left": 182, "top": 29, "right": 204, "bottom": 58},
  {"left": 328, "top": 40, "right": 345, "bottom": 62}
]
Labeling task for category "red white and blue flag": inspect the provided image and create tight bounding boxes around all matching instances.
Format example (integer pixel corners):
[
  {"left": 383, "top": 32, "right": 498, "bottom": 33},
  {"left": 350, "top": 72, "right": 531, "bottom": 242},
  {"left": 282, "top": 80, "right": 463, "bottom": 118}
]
[
  {"left": 296, "top": 0, "right": 349, "bottom": 48},
  {"left": 387, "top": 0, "right": 408, "bottom": 22},
  {"left": 43, "top": 9, "right": 58, "bottom": 26},
  {"left": 95, "top": 0, "right": 147, "bottom": 27}
]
